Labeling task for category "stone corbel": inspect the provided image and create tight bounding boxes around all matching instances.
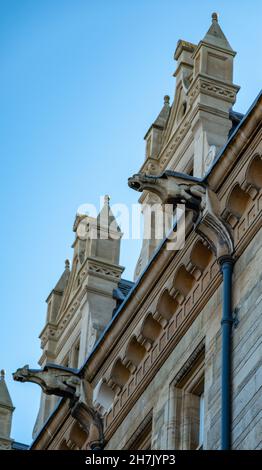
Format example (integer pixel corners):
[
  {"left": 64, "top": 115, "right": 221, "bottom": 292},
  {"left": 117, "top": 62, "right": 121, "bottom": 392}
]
[
  {"left": 195, "top": 188, "right": 234, "bottom": 260},
  {"left": 71, "top": 401, "right": 104, "bottom": 450}
]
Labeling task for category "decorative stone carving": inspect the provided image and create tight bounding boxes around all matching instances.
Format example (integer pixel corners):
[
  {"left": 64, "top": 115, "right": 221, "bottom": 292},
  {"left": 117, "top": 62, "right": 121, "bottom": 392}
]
[
  {"left": 128, "top": 171, "right": 206, "bottom": 212},
  {"left": 13, "top": 364, "right": 80, "bottom": 398},
  {"left": 71, "top": 401, "right": 104, "bottom": 450},
  {"left": 197, "top": 189, "right": 234, "bottom": 259},
  {"left": 129, "top": 170, "right": 234, "bottom": 260},
  {"left": 13, "top": 364, "right": 104, "bottom": 449}
]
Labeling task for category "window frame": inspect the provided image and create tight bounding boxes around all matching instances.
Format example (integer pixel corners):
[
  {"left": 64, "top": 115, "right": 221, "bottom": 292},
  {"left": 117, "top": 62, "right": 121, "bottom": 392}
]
[{"left": 171, "top": 346, "right": 205, "bottom": 450}]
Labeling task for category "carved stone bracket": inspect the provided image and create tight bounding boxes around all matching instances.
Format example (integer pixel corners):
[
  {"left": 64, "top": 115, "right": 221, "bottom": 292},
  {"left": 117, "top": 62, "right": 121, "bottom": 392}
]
[
  {"left": 196, "top": 189, "right": 234, "bottom": 259},
  {"left": 71, "top": 401, "right": 104, "bottom": 450}
]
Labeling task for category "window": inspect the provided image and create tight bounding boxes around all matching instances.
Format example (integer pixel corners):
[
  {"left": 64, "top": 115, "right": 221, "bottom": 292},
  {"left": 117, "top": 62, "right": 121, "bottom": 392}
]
[{"left": 172, "top": 348, "right": 205, "bottom": 450}]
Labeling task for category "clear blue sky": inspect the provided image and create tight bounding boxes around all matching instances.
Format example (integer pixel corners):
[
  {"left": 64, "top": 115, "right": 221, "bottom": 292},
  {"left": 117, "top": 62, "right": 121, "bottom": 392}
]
[{"left": 0, "top": 0, "right": 261, "bottom": 445}]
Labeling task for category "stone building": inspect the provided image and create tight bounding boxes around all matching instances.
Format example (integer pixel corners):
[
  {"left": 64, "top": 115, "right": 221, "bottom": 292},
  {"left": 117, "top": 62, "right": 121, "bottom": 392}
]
[{"left": 9, "top": 13, "right": 262, "bottom": 450}]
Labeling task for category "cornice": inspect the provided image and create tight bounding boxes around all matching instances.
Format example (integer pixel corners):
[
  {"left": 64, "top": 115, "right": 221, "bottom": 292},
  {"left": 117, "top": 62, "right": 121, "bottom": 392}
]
[
  {"left": 192, "top": 40, "right": 236, "bottom": 58},
  {"left": 188, "top": 73, "right": 239, "bottom": 108}
]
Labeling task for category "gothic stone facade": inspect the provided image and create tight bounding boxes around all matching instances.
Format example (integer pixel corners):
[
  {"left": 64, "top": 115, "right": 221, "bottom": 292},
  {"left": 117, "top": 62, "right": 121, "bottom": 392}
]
[{"left": 5, "top": 14, "right": 262, "bottom": 450}]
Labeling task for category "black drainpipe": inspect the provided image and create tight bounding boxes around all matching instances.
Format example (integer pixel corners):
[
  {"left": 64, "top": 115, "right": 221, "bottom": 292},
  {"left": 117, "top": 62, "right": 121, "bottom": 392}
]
[{"left": 219, "top": 255, "right": 234, "bottom": 450}]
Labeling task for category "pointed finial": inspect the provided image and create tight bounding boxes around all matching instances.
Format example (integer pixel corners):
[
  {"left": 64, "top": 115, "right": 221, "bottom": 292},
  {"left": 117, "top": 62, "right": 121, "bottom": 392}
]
[
  {"left": 104, "top": 195, "right": 110, "bottom": 206},
  {"left": 212, "top": 12, "right": 218, "bottom": 23},
  {"left": 65, "top": 259, "right": 70, "bottom": 270},
  {"left": 164, "top": 95, "right": 170, "bottom": 105},
  {"left": 0, "top": 369, "right": 5, "bottom": 379}
]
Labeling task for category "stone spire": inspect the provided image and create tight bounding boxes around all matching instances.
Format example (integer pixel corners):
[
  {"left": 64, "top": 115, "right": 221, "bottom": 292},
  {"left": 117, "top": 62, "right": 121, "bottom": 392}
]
[
  {"left": 0, "top": 370, "right": 15, "bottom": 449},
  {"left": 153, "top": 95, "right": 171, "bottom": 128},
  {"left": 52, "top": 260, "right": 71, "bottom": 294},
  {"left": 45, "top": 258, "right": 71, "bottom": 324},
  {"left": 203, "top": 13, "right": 233, "bottom": 51},
  {"left": 65, "top": 259, "right": 70, "bottom": 270},
  {"left": 189, "top": 12, "right": 239, "bottom": 176},
  {"left": 0, "top": 370, "right": 13, "bottom": 411},
  {"left": 144, "top": 95, "right": 171, "bottom": 163},
  {"left": 97, "top": 194, "right": 121, "bottom": 235}
]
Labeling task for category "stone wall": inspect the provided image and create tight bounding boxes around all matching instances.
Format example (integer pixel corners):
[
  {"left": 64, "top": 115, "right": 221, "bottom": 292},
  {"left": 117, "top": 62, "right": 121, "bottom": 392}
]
[{"left": 106, "top": 226, "right": 262, "bottom": 450}]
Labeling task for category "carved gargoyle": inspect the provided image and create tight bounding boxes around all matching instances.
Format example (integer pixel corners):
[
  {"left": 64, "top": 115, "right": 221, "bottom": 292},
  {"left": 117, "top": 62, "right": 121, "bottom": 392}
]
[
  {"left": 128, "top": 170, "right": 234, "bottom": 259},
  {"left": 13, "top": 364, "right": 80, "bottom": 399},
  {"left": 128, "top": 170, "right": 206, "bottom": 212},
  {"left": 13, "top": 363, "right": 104, "bottom": 449}
]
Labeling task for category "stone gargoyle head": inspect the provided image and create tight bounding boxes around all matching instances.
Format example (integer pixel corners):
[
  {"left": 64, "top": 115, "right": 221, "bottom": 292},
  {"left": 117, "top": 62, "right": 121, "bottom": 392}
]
[
  {"left": 13, "top": 364, "right": 30, "bottom": 382},
  {"left": 128, "top": 171, "right": 206, "bottom": 212},
  {"left": 128, "top": 173, "right": 158, "bottom": 192}
]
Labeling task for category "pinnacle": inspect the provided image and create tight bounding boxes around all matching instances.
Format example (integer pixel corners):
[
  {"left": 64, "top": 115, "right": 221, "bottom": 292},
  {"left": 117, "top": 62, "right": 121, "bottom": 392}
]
[
  {"left": 212, "top": 12, "right": 218, "bottom": 23},
  {"left": 104, "top": 195, "right": 110, "bottom": 206},
  {"left": 202, "top": 12, "right": 233, "bottom": 52}
]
